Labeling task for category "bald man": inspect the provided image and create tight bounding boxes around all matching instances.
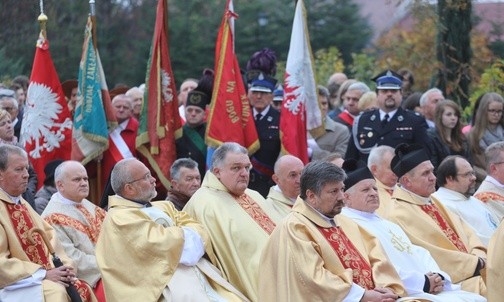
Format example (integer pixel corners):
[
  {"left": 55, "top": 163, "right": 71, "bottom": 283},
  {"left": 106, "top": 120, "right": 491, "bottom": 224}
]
[{"left": 266, "top": 155, "right": 304, "bottom": 217}]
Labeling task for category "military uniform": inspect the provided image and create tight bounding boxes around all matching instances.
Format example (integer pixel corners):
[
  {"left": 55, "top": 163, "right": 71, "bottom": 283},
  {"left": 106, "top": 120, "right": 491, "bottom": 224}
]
[
  {"left": 345, "top": 107, "right": 431, "bottom": 163},
  {"left": 249, "top": 107, "right": 280, "bottom": 197},
  {"left": 176, "top": 123, "right": 207, "bottom": 178}
]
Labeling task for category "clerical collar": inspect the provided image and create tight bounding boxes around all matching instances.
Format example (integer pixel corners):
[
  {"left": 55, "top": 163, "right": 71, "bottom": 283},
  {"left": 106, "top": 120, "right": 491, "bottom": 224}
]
[
  {"left": 306, "top": 201, "right": 337, "bottom": 227},
  {"left": 273, "top": 185, "right": 296, "bottom": 202},
  {"left": 401, "top": 186, "right": 431, "bottom": 204},
  {"left": 0, "top": 188, "right": 20, "bottom": 204},
  {"left": 115, "top": 194, "right": 152, "bottom": 207},
  {"left": 379, "top": 109, "right": 397, "bottom": 121},
  {"left": 486, "top": 175, "right": 504, "bottom": 189},
  {"left": 56, "top": 192, "right": 82, "bottom": 205},
  {"left": 342, "top": 207, "right": 378, "bottom": 220},
  {"left": 253, "top": 105, "right": 271, "bottom": 118}
]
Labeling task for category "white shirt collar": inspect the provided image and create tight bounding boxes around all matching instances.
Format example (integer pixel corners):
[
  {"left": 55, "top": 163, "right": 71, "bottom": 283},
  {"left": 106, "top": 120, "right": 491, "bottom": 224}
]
[
  {"left": 379, "top": 109, "right": 398, "bottom": 121},
  {"left": 306, "top": 201, "right": 337, "bottom": 227},
  {"left": 253, "top": 105, "right": 271, "bottom": 119},
  {"left": 401, "top": 186, "right": 431, "bottom": 204},
  {"left": 119, "top": 119, "right": 130, "bottom": 130},
  {"left": 0, "top": 188, "right": 20, "bottom": 204}
]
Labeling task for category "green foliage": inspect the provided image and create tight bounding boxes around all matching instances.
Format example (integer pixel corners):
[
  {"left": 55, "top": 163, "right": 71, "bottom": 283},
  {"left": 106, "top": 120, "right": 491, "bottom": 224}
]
[
  {"left": 349, "top": 52, "right": 378, "bottom": 88},
  {"left": 0, "top": 47, "right": 23, "bottom": 78},
  {"left": 0, "top": 0, "right": 372, "bottom": 90},
  {"left": 466, "top": 59, "right": 504, "bottom": 116},
  {"left": 312, "top": 47, "right": 344, "bottom": 85}
]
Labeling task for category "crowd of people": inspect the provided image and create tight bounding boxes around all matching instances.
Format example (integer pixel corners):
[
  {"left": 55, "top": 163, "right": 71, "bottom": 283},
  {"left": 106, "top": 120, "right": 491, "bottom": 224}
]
[{"left": 1, "top": 47, "right": 504, "bottom": 302}]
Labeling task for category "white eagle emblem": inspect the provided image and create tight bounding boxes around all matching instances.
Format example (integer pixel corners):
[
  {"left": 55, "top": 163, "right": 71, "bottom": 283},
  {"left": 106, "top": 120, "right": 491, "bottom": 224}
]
[
  {"left": 283, "top": 60, "right": 305, "bottom": 115},
  {"left": 161, "top": 69, "right": 174, "bottom": 103},
  {"left": 21, "top": 83, "right": 73, "bottom": 159}
]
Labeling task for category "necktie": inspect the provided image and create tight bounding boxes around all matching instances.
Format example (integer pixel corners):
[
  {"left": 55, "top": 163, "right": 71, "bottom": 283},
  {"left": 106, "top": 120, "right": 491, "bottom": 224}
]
[
  {"left": 255, "top": 113, "right": 262, "bottom": 121},
  {"left": 381, "top": 113, "right": 389, "bottom": 127}
]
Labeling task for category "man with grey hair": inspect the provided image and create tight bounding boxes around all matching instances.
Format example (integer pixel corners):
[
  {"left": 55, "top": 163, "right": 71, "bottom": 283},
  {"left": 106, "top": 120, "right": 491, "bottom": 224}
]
[
  {"left": 475, "top": 141, "right": 504, "bottom": 221},
  {"left": 334, "top": 81, "right": 370, "bottom": 131},
  {"left": 166, "top": 158, "right": 201, "bottom": 210},
  {"left": 184, "top": 142, "right": 282, "bottom": 302},
  {"left": 42, "top": 160, "right": 106, "bottom": 293},
  {"left": 419, "top": 88, "right": 444, "bottom": 128},
  {"left": 367, "top": 145, "right": 398, "bottom": 216},
  {"left": 310, "top": 85, "right": 350, "bottom": 160},
  {"left": 0, "top": 88, "right": 21, "bottom": 139},
  {"left": 101, "top": 94, "right": 139, "bottom": 189},
  {"left": 266, "top": 155, "right": 304, "bottom": 217},
  {"left": 96, "top": 158, "right": 247, "bottom": 302},
  {"left": 259, "top": 161, "right": 405, "bottom": 302},
  {"left": 0, "top": 145, "right": 95, "bottom": 302},
  {"left": 125, "top": 86, "right": 143, "bottom": 121}
]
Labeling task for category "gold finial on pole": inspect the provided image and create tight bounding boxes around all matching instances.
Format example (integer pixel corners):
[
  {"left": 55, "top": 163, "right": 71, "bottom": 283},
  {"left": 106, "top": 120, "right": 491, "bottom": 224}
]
[{"left": 38, "top": 0, "right": 48, "bottom": 39}]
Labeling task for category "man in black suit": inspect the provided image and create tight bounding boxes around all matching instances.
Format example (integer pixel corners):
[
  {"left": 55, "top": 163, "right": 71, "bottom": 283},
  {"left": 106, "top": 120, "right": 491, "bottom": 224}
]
[
  {"left": 248, "top": 73, "right": 281, "bottom": 197},
  {"left": 345, "top": 70, "right": 431, "bottom": 163}
]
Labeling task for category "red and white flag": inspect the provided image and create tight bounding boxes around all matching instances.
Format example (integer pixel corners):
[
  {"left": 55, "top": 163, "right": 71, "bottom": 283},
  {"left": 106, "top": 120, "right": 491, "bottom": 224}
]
[
  {"left": 280, "top": 0, "right": 324, "bottom": 164},
  {"left": 22, "top": 31, "right": 73, "bottom": 188}
]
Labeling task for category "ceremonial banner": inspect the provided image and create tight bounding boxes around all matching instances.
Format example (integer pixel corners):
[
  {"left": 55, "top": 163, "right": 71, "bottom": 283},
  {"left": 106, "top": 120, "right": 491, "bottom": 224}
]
[
  {"left": 281, "top": 0, "right": 323, "bottom": 164},
  {"left": 205, "top": 0, "right": 259, "bottom": 154},
  {"left": 136, "top": 0, "right": 182, "bottom": 190},
  {"left": 72, "top": 16, "right": 117, "bottom": 165},
  {"left": 22, "top": 30, "right": 73, "bottom": 188}
]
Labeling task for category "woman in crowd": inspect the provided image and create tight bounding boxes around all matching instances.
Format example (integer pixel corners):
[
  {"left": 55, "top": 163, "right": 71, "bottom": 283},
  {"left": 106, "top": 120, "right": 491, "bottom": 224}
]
[
  {"left": 428, "top": 100, "right": 468, "bottom": 169},
  {"left": 468, "top": 92, "right": 504, "bottom": 179}
]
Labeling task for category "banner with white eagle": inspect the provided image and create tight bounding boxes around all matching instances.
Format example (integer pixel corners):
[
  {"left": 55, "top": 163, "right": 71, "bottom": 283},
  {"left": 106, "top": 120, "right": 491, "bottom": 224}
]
[
  {"left": 280, "top": 0, "right": 324, "bottom": 164},
  {"left": 22, "top": 31, "right": 73, "bottom": 188}
]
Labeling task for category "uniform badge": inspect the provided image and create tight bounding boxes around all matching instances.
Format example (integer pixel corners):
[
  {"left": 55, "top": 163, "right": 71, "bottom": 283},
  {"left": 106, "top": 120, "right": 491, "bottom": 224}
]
[
  {"left": 367, "top": 132, "right": 373, "bottom": 138},
  {"left": 370, "top": 115, "right": 376, "bottom": 121},
  {"left": 267, "top": 116, "right": 273, "bottom": 122},
  {"left": 398, "top": 115, "right": 404, "bottom": 122}
]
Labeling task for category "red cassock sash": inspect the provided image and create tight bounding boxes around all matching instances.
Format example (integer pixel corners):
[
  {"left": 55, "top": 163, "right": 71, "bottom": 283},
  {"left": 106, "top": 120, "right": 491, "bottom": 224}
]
[
  {"left": 5, "top": 202, "right": 94, "bottom": 301},
  {"left": 338, "top": 111, "right": 354, "bottom": 127},
  {"left": 234, "top": 194, "right": 276, "bottom": 235},
  {"left": 420, "top": 204, "right": 468, "bottom": 253},
  {"left": 317, "top": 226, "right": 375, "bottom": 290}
]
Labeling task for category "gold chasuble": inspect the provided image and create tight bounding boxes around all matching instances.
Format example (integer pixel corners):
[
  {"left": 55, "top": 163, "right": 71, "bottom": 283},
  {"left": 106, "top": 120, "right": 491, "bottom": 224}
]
[
  {"left": 375, "top": 179, "right": 395, "bottom": 218},
  {"left": 388, "top": 186, "right": 487, "bottom": 295},
  {"left": 184, "top": 172, "right": 283, "bottom": 302},
  {"left": 488, "top": 221, "right": 504, "bottom": 302},
  {"left": 258, "top": 197, "right": 405, "bottom": 302},
  {"left": 474, "top": 178, "right": 504, "bottom": 222},
  {"left": 0, "top": 191, "right": 95, "bottom": 302}
]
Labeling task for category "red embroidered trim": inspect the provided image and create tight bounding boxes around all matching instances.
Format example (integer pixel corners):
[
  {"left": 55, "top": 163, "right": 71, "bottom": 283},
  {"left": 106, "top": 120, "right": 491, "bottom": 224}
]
[
  {"left": 44, "top": 205, "right": 105, "bottom": 244},
  {"left": 474, "top": 191, "right": 504, "bottom": 203},
  {"left": 420, "top": 204, "right": 468, "bottom": 253},
  {"left": 317, "top": 226, "right": 375, "bottom": 290},
  {"left": 74, "top": 279, "right": 94, "bottom": 302},
  {"left": 5, "top": 203, "right": 51, "bottom": 269},
  {"left": 234, "top": 194, "right": 276, "bottom": 234}
]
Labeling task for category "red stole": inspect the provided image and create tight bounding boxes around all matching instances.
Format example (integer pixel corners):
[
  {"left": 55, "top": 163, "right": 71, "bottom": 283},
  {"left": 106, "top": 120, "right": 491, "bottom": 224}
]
[
  {"left": 317, "top": 226, "right": 375, "bottom": 290},
  {"left": 420, "top": 204, "right": 468, "bottom": 253},
  {"left": 5, "top": 202, "right": 52, "bottom": 269},
  {"left": 474, "top": 191, "right": 504, "bottom": 203},
  {"left": 44, "top": 204, "right": 106, "bottom": 244},
  {"left": 4, "top": 201, "right": 94, "bottom": 301},
  {"left": 338, "top": 111, "right": 354, "bottom": 127},
  {"left": 234, "top": 194, "right": 276, "bottom": 234}
]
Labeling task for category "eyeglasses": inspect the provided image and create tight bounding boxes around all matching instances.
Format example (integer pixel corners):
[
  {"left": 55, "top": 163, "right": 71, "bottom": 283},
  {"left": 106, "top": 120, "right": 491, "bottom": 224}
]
[
  {"left": 488, "top": 109, "right": 503, "bottom": 115},
  {"left": 457, "top": 171, "right": 476, "bottom": 178},
  {"left": 127, "top": 172, "right": 152, "bottom": 184}
]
